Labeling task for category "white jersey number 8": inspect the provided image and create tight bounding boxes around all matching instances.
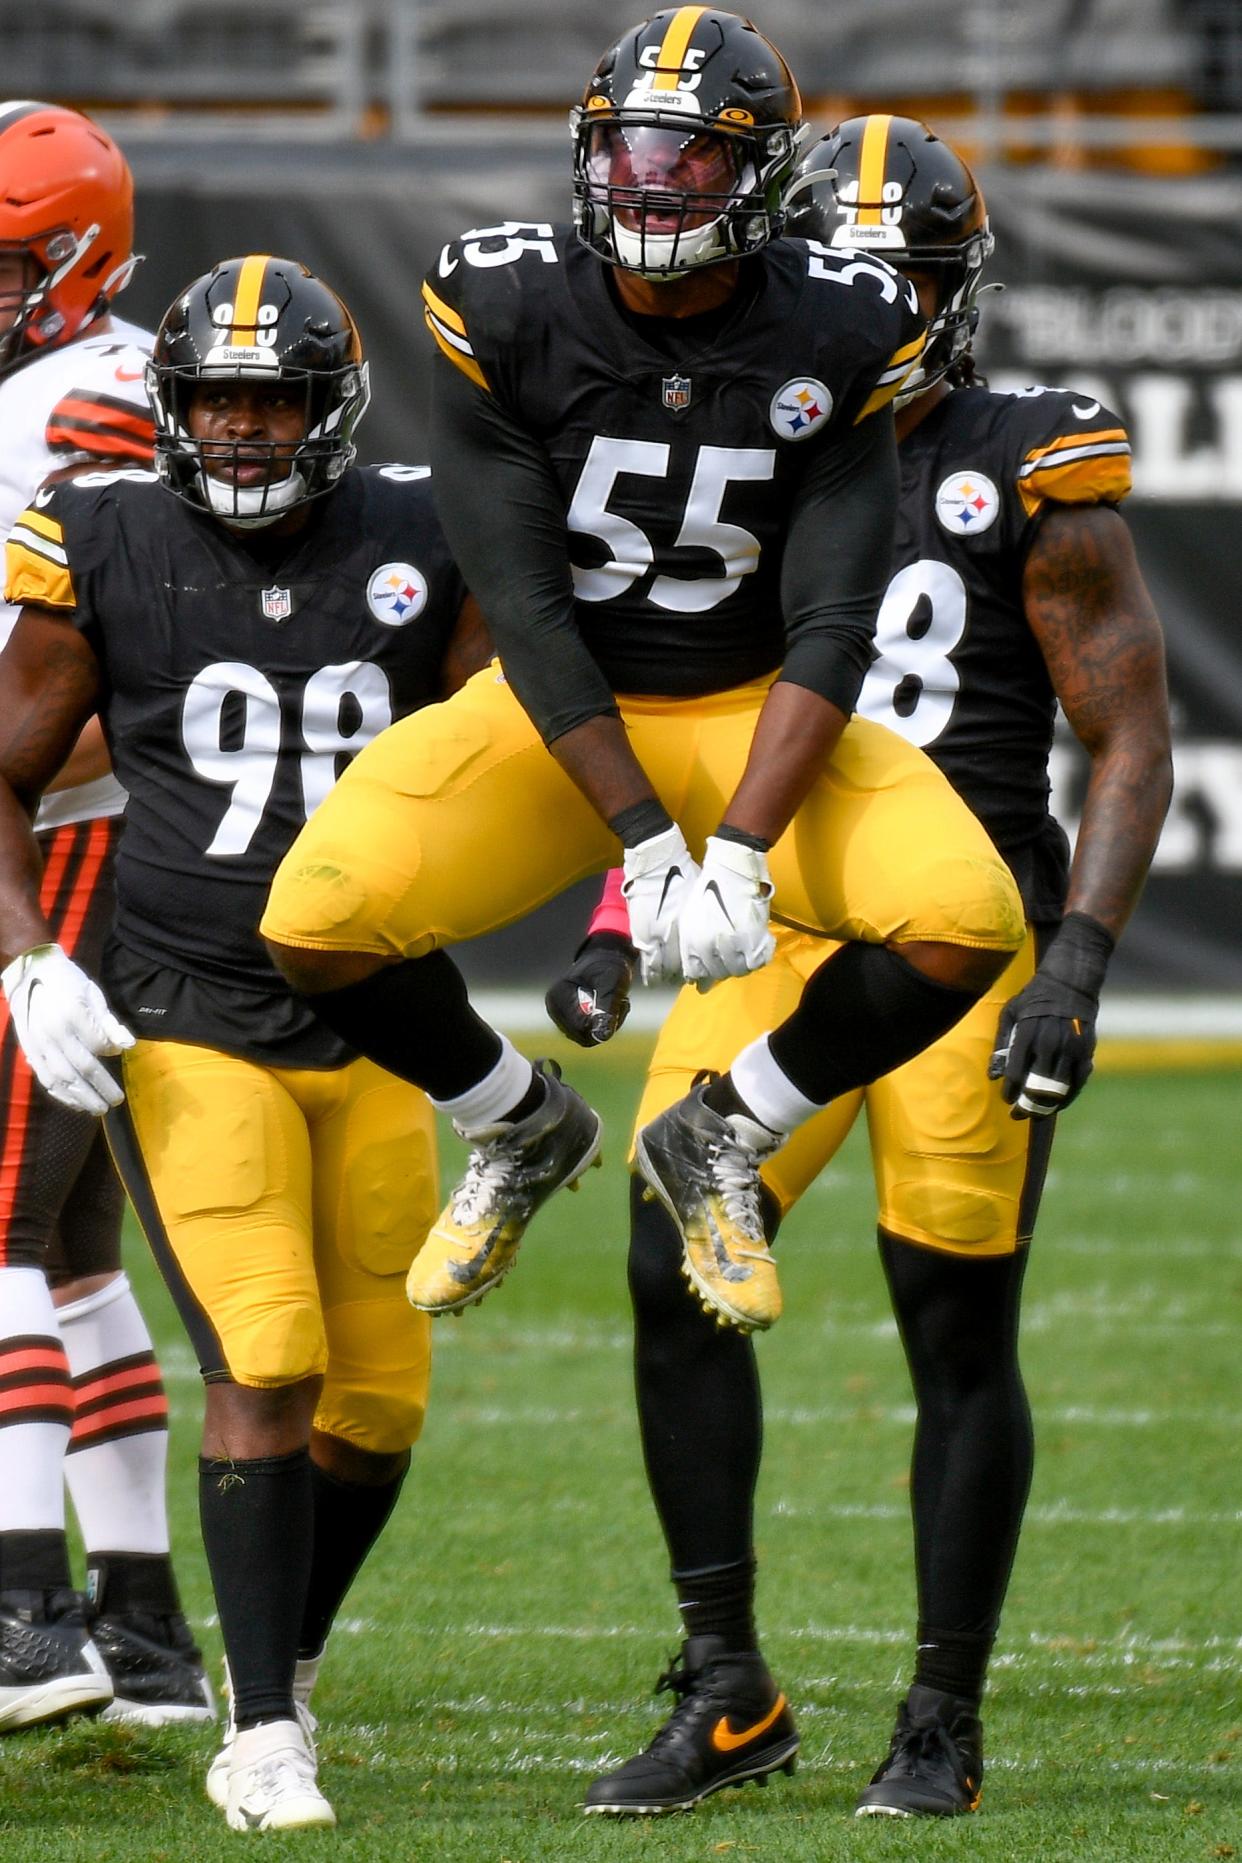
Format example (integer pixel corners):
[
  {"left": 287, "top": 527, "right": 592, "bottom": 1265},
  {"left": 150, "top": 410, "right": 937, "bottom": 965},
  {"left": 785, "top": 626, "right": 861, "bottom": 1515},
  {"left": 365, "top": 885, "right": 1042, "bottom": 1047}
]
[{"left": 857, "top": 559, "right": 967, "bottom": 748}]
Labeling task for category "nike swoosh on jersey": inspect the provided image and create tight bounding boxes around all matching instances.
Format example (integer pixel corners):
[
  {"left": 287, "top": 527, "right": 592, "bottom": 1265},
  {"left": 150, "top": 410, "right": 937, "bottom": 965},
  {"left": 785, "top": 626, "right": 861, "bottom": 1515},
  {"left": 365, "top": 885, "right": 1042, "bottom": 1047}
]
[{"left": 711, "top": 1693, "right": 788, "bottom": 1752}]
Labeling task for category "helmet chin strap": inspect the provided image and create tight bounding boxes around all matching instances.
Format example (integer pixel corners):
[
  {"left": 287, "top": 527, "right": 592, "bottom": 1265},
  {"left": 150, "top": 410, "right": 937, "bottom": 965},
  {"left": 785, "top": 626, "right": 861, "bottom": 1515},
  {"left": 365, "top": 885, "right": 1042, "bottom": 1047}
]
[{"left": 203, "top": 466, "right": 307, "bottom": 528}]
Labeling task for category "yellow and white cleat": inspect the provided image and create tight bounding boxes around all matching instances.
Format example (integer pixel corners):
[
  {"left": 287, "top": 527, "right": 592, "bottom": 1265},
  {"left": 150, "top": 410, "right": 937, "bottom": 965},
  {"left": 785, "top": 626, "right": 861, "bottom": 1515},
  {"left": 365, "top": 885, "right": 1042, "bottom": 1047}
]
[
  {"left": 634, "top": 1085, "right": 781, "bottom": 1333},
  {"left": 406, "top": 1061, "right": 602, "bottom": 1314}
]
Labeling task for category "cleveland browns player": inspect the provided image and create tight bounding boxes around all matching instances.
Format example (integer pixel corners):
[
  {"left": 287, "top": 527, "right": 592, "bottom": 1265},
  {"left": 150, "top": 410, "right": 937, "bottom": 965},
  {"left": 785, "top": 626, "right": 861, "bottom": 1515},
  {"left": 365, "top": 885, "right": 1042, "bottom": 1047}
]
[
  {"left": 0, "top": 256, "right": 490, "bottom": 1829},
  {"left": 550, "top": 117, "right": 1172, "bottom": 1819},
  {"left": 259, "top": 10, "right": 1023, "bottom": 1339},
  {"left": 0, "top": 99, "right": 210, "bottom": 1733}
]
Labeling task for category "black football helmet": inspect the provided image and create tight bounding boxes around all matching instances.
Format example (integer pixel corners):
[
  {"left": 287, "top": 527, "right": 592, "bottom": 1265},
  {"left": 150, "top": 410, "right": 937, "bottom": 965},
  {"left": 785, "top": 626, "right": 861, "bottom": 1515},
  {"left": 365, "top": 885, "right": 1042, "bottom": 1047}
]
[
  {"left": 146, "top": 255, "right": 370, "bottom": 527},
  {"left": 571, "top": 9, "right": 809, "bottom": 278},
  {"left": 786, "top": 115, "right": 994, "bottom": 403}
]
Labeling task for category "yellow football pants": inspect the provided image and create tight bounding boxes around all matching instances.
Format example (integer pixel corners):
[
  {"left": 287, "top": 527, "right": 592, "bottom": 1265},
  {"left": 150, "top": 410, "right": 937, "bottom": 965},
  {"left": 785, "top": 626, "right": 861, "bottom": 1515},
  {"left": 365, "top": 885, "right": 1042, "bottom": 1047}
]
[
  {"left": 107, "top": 1041, "right": 437, "bottom": 1454},
  {"left": 261, "top": 667, "right": 1024, "bottom": 963}
]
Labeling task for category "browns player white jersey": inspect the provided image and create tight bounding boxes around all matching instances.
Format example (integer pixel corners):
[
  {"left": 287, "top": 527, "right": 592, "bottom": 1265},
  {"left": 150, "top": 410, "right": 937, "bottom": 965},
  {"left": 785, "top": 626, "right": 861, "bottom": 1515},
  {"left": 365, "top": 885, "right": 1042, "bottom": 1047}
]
[{"left": 0, "top": 312, "right": 153, "bottom": 830}]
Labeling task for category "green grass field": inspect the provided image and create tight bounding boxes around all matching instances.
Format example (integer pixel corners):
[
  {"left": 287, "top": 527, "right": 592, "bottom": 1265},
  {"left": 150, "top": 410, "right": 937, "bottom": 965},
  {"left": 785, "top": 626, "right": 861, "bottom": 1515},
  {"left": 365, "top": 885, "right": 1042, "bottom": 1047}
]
[{"left": 2, "top": 1043, "right": 1239, "bottom": 1862}]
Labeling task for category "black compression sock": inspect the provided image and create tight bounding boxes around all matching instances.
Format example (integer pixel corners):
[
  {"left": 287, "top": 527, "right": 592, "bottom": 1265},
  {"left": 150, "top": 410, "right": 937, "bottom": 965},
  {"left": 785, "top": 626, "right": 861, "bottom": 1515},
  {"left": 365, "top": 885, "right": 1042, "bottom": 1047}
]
[
  {"left": 0, "top": 1528, "right": 71, "bottom": 1593},
  {"left": 674, "top": 1560, "right": 758, "bottom": 1653},
  {"left": 84, "top": 1551, "right": 182, "bottom": 1617},
  {"left": 199, "top": 1449, "right": 313, "bottom": 1729},
  {"left": 769, "top": 943, "right": 979, "bottom": 1106},
  {"left": 912, "top": 1628, "right": 992, "bottom": 1707},
  {"left": 307, "top": 952, "right": 502, "bottom": 1100},
  {"left": 299, "top": 1458, "right": 408, "bottom": 1661},
  {"left": 628, "top": 1178, "right": 762, "bottom": 1574}
]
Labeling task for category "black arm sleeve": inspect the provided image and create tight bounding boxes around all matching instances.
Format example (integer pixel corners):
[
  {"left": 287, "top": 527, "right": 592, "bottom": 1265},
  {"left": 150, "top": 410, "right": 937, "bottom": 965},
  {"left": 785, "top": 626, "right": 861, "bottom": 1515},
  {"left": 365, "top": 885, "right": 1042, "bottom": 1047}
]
[
  {"left": 428, "top": 355, "right": 620, "bottom": 743},
  {"left": 777, "top": 407, "right": 900, "bottom": 715}
]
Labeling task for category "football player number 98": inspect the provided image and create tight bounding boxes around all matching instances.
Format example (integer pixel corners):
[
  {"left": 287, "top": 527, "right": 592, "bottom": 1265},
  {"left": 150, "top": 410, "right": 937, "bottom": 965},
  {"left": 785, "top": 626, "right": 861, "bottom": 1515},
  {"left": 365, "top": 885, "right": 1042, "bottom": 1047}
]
[{"left": 180, "top": 659, "right": 394, "bottom": 856}]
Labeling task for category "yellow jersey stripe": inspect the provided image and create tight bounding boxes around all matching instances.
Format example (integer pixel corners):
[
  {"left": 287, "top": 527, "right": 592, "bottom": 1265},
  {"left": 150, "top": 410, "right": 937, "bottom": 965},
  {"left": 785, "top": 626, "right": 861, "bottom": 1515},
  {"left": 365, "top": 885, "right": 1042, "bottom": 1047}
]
[
  {"left": 856, "top": 114, "right": 893, "bottom": 225},
  {"left": 232, "top": 253, "right": 272, "bottom": 340},
  {"left": 16, "top": 508, "right": 65, "bottom": 545},
  {"left": 652, "top": 6, "right": 707, "bottom": 90},
  {"left": 4, "top": 536, "right": 76, "bottom": 610},
  {"left": 425, "top": 313, "right": 490, "bottom": 392},
  {"left": 853, "top": 331, "right": 926, "bottom": 423},
  {"left": 887, "top": 331, "right": 925, "bottom": 368},
  {"left": 1020, "top": 428, "right": 1129, "bottom": 471},
  {"left": 8, "top": 521, "right": 68, "bottom": 567},
  {"left": 421, "top": 280, "right": 468, "bottom": 338}
]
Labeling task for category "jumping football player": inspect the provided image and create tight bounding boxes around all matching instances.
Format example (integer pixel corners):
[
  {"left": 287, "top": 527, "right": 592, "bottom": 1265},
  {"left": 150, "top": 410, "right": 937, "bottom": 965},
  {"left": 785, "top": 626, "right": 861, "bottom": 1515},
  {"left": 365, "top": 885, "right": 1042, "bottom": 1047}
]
[
  {"left": 0, "top": 99, "right": 210, "bottom": 1733},
  {"left": 258, "top": 10, "right": 1024, "bottom": 1341},
  {"left": 0, "top": 256, "right": 491, "bottom": 1829},
  {"left": 551, "top": 117, "right": 1172, "bottom": 1819}
]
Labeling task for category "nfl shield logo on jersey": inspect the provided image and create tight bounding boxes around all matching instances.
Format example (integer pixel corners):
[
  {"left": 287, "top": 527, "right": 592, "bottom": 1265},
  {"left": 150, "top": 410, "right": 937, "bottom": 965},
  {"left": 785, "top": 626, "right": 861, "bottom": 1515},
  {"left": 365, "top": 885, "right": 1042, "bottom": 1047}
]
[
  {"left": 662, "top": 374, "right": 692, "bottom": 413},
  {"left": 261, "top": 586, "right": 292, "bottom": 622}
]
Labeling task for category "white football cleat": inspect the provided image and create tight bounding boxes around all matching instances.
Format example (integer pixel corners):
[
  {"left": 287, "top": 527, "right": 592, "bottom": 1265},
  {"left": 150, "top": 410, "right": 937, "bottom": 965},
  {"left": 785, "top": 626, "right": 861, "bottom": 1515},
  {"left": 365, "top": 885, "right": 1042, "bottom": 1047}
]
[
  {"left": 206, "top": 1654, "right": 321, "bottom": 1812},
  {"left": 225, "top": 1717, "right": 335, "bottom": 1832}
]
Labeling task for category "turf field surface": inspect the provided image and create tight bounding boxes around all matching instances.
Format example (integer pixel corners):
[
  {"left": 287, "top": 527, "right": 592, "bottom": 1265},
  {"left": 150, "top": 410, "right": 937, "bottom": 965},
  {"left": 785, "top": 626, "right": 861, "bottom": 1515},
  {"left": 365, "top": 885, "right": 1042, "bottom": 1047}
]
[{"left": 1, "top": 1045, "right": 1238, "bottom": 1861}]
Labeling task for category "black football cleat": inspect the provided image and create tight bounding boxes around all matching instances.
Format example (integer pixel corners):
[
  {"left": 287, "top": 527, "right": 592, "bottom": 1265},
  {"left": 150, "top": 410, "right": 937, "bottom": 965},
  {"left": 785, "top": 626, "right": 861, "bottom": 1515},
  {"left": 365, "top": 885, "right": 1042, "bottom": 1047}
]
[
  {"left": 0, "top": 1587, "right": 113, "bottom": 1733},
  {"left": 854, "top": 1685, "right": 983, "bottom": 1817},
  {"left": 92, "top": 1607, "right": 215, "bottom": 1726},
  {"left": 584, "top": 1635, "right": 798, "bottom": 1816}
]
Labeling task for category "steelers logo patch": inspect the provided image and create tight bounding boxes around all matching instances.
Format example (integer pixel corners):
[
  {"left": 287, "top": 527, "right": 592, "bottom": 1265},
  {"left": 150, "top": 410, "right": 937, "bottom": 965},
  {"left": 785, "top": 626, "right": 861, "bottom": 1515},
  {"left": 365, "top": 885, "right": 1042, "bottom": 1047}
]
[
  {"left": 366, "top": 562, "right": 427, "bottom": 626},
  {"left": 769, "top": 378, "right": 833, "bottom": 442},
  {"left": 935, "top": 472, "right": 1000, "bottom": 536}
]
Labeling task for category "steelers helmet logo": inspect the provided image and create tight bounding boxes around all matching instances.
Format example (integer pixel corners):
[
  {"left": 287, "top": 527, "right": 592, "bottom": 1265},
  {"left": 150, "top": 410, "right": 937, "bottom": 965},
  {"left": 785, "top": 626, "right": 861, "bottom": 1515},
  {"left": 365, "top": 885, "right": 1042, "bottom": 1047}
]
[
  {"left": 366, "top": 561, "right": 428, "bottom": 626},
  {"left": 935, "top": 471, "right": 1000, "bottom": 535},
  {"left": 769, "top": 378, "right": 833, "bottom": 442}
]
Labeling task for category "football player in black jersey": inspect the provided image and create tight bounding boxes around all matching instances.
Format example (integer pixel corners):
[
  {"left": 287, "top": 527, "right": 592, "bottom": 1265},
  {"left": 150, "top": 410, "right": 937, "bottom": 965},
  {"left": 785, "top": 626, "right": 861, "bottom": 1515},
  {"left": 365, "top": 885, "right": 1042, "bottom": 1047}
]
[
  {"left": 551, "top": 117, "right": 1172, "bottom": 1818},
  {"left": 261, "top": 10, "right": 1023, "bottom": 1339},
  {"left": 0, "top": 256, "right": 493, "bottom": 1830}
]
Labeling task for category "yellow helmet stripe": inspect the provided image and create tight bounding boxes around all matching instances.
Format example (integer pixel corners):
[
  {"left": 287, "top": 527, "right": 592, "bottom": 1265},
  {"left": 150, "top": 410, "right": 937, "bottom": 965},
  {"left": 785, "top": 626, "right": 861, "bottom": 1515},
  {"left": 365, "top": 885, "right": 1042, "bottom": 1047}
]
[
  {"left": 232, "top": 253, "right": 272, "bottom": 340},
  {"left": 856, "top": 114, "right": 894, "bottom": 226},
  {"left": 651, "top": 6, "right": 708, "bottom": 91}
]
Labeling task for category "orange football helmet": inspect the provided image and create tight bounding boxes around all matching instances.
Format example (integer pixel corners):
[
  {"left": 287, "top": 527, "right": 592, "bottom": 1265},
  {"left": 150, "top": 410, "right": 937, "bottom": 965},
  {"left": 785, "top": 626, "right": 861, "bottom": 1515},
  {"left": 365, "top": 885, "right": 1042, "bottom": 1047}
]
[{"left": 0, "top": 100, "right": 136, "bottom": 375}]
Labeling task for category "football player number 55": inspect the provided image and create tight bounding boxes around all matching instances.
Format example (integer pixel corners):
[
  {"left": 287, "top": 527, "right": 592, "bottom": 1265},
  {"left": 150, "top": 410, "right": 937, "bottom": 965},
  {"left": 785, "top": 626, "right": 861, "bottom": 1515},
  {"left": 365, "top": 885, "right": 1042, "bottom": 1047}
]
[
  {"left": 181, "top": 660, "right": 393, "bottom": 856},
  {"left": 568, "top": 436, "right": 775, "bottom": 613}
]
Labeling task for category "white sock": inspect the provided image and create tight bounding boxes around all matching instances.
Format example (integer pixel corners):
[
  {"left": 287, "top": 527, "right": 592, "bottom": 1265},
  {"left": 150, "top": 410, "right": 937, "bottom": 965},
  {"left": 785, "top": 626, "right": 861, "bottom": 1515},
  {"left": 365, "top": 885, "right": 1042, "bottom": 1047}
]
[
  {"left": 59, "top": 1273, "right": 171, "bottom": 1556},
  {"left": 0, "top": 1266, "right": 71, "bottom": 1531},
  {"left": 430, "top": 1038, "right": 534, "bottom": 1135},
  {"left": 729, "top": 1035, "right": 824, "bottom": 1137}
]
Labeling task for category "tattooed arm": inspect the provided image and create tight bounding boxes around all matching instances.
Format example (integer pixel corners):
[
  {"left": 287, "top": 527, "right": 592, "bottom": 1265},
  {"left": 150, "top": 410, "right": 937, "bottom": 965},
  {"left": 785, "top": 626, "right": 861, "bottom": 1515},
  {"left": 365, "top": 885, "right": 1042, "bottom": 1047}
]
[
  {"left": 1023, "top": 503, "right": 1172, "bottom": 937},
  {"left": 0, "top": 607, "right": 101, "bottom": 964},
  {"left": 988, "top": 506, "right": 1173, "bottom": 1120}
]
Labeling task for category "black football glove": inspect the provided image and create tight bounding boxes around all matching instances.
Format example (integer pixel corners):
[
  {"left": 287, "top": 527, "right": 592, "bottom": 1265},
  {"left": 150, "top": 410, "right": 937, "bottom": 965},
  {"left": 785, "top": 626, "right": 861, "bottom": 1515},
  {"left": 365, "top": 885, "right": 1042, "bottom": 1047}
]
[
  {"left": 988, "top": 912, "right": 1115, "bottom": 1120},
  {"left": 545, "top": 932, "right": 636, "bottom": 1048}
]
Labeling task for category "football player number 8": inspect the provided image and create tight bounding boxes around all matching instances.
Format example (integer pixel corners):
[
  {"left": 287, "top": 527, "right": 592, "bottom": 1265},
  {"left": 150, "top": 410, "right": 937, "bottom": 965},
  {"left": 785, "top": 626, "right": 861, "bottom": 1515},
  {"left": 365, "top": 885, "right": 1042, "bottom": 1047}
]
[
  {"left": 181, "top": 660, "right": 393, "bottom": 857},
  {"left": 858, "top": 559, "right": 968, "bottom": 748}
]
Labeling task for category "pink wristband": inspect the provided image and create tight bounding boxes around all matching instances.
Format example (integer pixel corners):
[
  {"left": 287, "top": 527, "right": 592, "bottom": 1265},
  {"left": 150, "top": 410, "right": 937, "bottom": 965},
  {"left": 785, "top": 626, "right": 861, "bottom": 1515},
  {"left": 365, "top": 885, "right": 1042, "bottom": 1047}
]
[{"left": 586, "top": 868, "right": 631, "bottom": 940}]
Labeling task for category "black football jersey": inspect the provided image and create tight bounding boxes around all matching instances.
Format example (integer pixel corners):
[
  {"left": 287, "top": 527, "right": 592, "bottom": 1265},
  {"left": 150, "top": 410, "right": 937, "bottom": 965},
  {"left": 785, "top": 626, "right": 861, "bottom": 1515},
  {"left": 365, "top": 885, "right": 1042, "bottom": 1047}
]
[
  {"left": 422, "top": 225, "right": 924, "bottom": 696},
  {"left": 854, "top": 384, "right": 1133, "bottom": 921},
  {"left": 7, "top": 465, "right": 463, "bottom": 1063}
]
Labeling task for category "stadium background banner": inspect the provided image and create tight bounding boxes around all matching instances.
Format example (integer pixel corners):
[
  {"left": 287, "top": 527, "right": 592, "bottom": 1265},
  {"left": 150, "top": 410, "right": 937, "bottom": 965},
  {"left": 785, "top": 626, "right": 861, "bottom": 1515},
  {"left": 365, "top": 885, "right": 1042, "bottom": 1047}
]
[{"left": 124, "top": 154, "right": 1242, "bottom": 990}]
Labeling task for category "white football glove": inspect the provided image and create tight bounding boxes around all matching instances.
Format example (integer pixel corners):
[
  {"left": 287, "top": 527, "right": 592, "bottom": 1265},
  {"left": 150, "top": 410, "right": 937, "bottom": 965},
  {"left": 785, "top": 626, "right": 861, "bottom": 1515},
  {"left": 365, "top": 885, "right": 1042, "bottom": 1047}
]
[
  {"left": 1, "top": 943, "right": 134, "bottom": 1116},
  {"left": 678, "top": 835, "right": 776, "bottom": 988},
  {"left": 621, "top": 825, "right": 701, "bottom": 985}
]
